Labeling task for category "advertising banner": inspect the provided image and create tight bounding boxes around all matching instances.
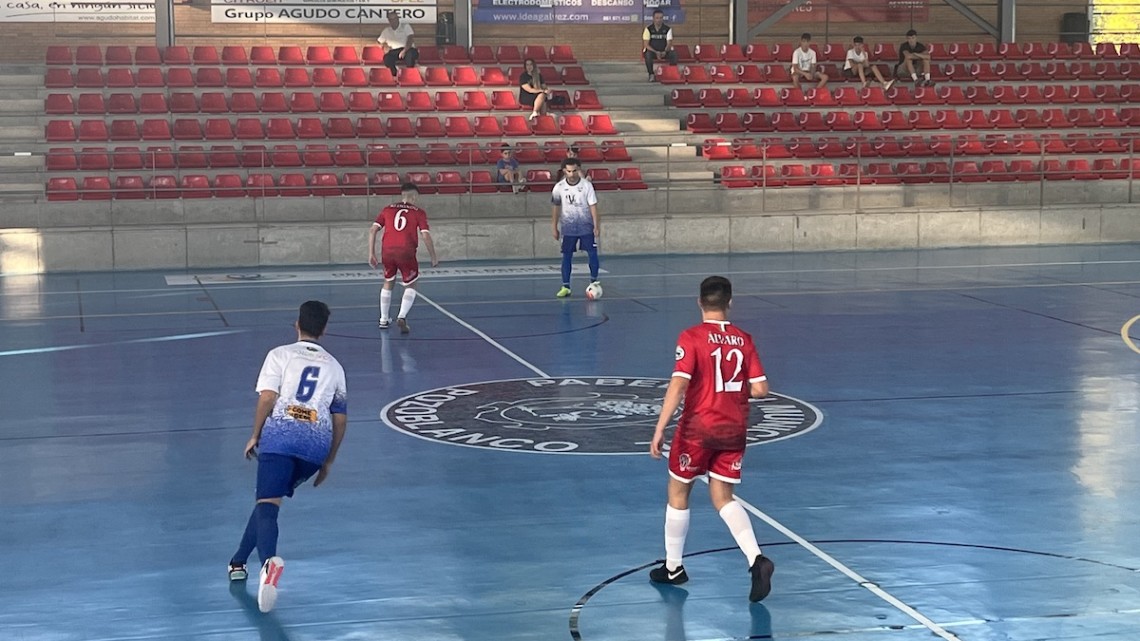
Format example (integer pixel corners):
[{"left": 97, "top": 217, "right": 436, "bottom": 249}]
[
  {"left": 747, "top": 0, "right": 928, "bottom": 25},
  {"left": 0, "top": 0, "right": 154, "bottom": 22},
  {"left": 211, "top": 0, "right": 436, "bottom": 24},
  {"left": 472, "top": 0, "right": 686, "bottom": 25}
]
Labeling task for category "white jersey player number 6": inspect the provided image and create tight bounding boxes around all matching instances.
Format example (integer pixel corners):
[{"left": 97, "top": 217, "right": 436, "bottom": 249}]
[
  {"left": 711, "top": 347, "right": 744, "bottom": 393},
  {"left": 394, "top": 208, "right": 408, "bottom": 231}
]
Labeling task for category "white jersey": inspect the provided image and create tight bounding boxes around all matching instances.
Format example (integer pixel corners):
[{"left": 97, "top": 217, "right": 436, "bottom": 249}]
[
  {"left": 551, "top": 177, "right": 598, "bottom": 237},
  {"left": 378, "top": 22, "right": 415, "bottom": 49},
  {"left": 845, "top": 47, "right": 868, "bottom": 70},
  {"left": 256, "top": 340, "right": 348, "bottom": 465},
  {"left": 792, "top": 47, "right": 817, "bottom": 71}
]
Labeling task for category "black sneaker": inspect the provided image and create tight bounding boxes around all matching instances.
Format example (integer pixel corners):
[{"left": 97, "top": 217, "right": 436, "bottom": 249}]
[
  {"left": 378, "top": 318, "right": 390, "bottom": 330},
  {"left": 396, "top": 317, "right": 409, "bottom": 334},
  {"left": 228, "top": 562, "right": 248, "bottom": 582},
  {"left": 749, "top": 555, "right": 775, "bottom": 602},
  {"left": 649, "top": 562, "right": 689, "bottom": 585}
]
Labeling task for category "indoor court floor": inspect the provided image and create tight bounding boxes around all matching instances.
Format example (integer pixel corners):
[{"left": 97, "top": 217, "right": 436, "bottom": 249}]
[{"left": 3, "top": 244, "right": 1140, "bottom": 641}]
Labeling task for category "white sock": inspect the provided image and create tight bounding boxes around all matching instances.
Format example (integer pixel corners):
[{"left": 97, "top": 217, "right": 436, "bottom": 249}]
[
  {"left": 924, "top": 72, "right": 931, "bottom": 80},
  {"left": 379, "top": 288, "right": 392, "bottom": 321},
  {"left": 718, "top": 500, "right": 762, "bottom": 566},
  {"left": 664, "top": 505, "right": 690, "bottom": 571},
  {"left": 397, "top": 287, "right": 417, "bottom": 319},
  {"left": 911, "top": 73, "right": 918, "bottom": 81}
]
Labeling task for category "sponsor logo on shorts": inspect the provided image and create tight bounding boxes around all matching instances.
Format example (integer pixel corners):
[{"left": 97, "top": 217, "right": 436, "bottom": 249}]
[
  {"left": 678, "top": 453, "right": 693, "bottom": 470},
  {"left": 381, "top": 377, "right": 824, "bottom": 455}
]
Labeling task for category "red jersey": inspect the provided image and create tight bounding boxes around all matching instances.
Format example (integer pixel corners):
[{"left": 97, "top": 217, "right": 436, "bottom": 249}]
[
  {"left": 375, "top": 202, "right": 430, "bottom": 251},
  {"left": 672, "top": 320, "right": 766, "bottom": 449}
]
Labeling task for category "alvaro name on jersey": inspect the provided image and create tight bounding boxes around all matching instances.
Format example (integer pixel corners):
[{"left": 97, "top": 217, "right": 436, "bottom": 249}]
[
  {"left": 256, "top": 341, "right": 348, "bottom": 465},
  {"left": 672, "top": 321, "right": 765, "bottom": 450}
]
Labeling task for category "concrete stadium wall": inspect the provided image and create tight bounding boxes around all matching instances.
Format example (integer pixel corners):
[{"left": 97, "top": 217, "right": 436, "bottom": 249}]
[{"left": 2, "top": 186, "right": 1138, "bottom": 273}]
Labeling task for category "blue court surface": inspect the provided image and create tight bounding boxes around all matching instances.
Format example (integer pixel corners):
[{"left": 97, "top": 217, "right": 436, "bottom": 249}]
[{"left": 3, "top": 245, "right": 1140, "bottom": 641}]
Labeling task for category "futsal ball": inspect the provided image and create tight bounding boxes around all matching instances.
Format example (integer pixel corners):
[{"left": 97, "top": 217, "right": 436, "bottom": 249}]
[{"left": 585, "top": 282, "right": 603, "bottom": 300}]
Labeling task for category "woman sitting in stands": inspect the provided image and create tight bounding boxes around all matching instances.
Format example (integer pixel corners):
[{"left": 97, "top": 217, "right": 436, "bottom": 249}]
[{"left": 519, "top": 58, "right": 552, "bottom": 122}]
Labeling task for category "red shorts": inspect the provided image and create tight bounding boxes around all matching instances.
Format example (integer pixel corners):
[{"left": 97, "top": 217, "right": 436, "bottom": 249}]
[
  {"left": 382, "top": 248, "right": 420, "bottom": 285},
  {"left": 668, "top": 435, "right": 744, "bottom": 484}
]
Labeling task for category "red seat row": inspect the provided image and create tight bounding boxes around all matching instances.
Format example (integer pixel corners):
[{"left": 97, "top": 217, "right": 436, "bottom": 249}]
[
  {"left": 665, "top": 41, "right": 1127, "bottom": 65},
  {"left": 655, "top": 61, "right": 1139, "bottom": 85},
  {"left": 701, "top": 133, "right": 1138, "bottom": 161},
  {"left": 720, "top": 158, "right": 1139, "bottom": 188},
  {"left": 45, "top": 89, "right": 601, "bottom": 115},
  {"left": 45, "top": 114, "right": 620, "bottom": 141},
  {"left": 46, "top": 140, "right": 632, "bottom": 171},
  {"left": 46, "top": 44, "right": 578, "bottom": 67},
  {"left": 671, "top": 84, "right": 1140, "bottom": 110},
  {"left": 44, "top": 65, "right": 590, "bottom": 89},
  {"left": 686, "top": 107, "right": 1139, "bottom": 134},
  {"left": 45, "top": 166, "right": 643, "bottom": 201}
]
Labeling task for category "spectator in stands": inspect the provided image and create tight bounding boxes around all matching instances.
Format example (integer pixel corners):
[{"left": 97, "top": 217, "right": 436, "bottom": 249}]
[
  {"left": 377, "top": 12, "right": 419, "bottom": 77},
  {"left": 790, "top": 33, "right": 829, "bottom": 90},
  {"left": 496, "top": 144, "right": 527, "bottom": 194},
  {"left": 520, "top": 58, "right": 552, "bottom": 122},
  {"left": 845, "top": 36, "right": 894, "bottom": 90},
  {"left": 643, "top": 9, "right": 678, "bottom": 82},
  {"left": 896, "top": 29, "right": 933, "bottom": 86}
]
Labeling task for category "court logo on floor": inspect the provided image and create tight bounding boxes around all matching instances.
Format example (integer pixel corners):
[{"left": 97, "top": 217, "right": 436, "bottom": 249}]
[{"left": 381, "top": 377, "right": 823, "bottom": 455}]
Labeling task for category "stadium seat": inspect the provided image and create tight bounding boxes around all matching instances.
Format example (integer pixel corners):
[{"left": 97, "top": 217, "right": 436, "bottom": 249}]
[
  {"left": 720, "top": 165, "right": 753, "bottom": 188},
  {"left": 406, "top": 91, "right": 435, "bottom": 112},
  {"left": 455, "top": 142, "right": 487, "bottom": 165},
  {"left": 284, "top": 68, "right": 312, "bottom": 87},
  {"left": 416, "top": 116, "right": 447, "bottom": 137},
  {"left": 465, "top": 91, "right": 494, "bottom": 111},
  {"left": 149, "top": 175, "right": 180, "bottom": 199},
  {"left": 433, "top": 91, "right": 462, "bottom": 111},
  {"left": 300, "top": 142, "right": 332, "bottom": 165},
  {"left": 446, "top": 116, "right": 477, "bottom": 137}
]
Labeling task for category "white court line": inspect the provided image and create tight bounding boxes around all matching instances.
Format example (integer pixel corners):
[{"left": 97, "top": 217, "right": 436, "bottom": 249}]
[
  {"left": 416, "top": 294, "right": 963, "bottom": 640},
  {"left": 724, "top": 485, "right": 964, "bottom": 641},
  {"left": 416, "top": 292, "right": 551, "bottom": 378},
  {"left": 9, "top": 278, "right": 1140, "bottom": 324},
  {"left": 0, "top": 330, "right": 244, "bottom": 358}
]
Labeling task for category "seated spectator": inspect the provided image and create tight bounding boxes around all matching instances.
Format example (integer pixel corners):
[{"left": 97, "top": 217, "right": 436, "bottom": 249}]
[
  {"left": 519, "top": 58, "right": 552, "bottom": 121},
  {"left": 896, "top": 29, "right": 934, "bottom": 86},
  {"left": 377, "top": 12, "right": 419, "bottom": 77},
  {"left": 844, "top": 36, "right": 894, "bottom": 90},
  {"left": 790, "top": 33, "right": 829, "bottom": 89},
  {"left": 496, "top": 144, "right": 527, "bottom": 194},
  {"left": 643, "top": 9, "right": 678, "bottom": 82}
]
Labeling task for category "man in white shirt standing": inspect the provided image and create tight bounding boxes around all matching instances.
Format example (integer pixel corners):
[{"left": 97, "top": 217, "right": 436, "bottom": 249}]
[
  {"left": 790, "top": 32, "right": 828, "bottom": 90},
  {"left": 377, "top": 11, "right": 419, "bottom": 77}
]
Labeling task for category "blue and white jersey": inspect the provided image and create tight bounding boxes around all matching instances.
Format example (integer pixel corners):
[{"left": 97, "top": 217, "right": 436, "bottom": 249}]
[
  {"left": 551, "top": 177, "right": 598, "bottom": 237},
  {"left": 255, "top": 341, "right": 347, "bottom": 465}
]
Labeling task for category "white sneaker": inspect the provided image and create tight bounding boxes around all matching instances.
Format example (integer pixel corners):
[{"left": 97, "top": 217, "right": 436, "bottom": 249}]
[
  {"left": 529, "top": 111, "right": 538, "bottom": 122},
  {"left": 257, "top": 556, "right": 284, "bottom": 613},
  {"left": 883, "top": 79, "right": 895, "bottom": 91}
]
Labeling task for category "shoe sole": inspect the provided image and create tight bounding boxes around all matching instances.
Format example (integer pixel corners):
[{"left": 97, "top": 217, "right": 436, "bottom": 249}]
[
  {"left": 258, "top": 557, "right": 285, "bottom": 613},
  {"left": 749, "top": 557, "right": 774, "bottom": 602},
  {"left": 229, "top": 568, "right": 247, "bottom": 582},
  {"left": 397, "top": 318, "right": 409, "bottom": 334}
]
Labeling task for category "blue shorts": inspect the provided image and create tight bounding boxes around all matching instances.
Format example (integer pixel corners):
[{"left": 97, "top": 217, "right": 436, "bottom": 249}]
[
  {"left": 256, "top": 453, "right": 322, "bottom": 500},
  {"left": 561, "top": 234, "right": 596, "bottom": 254}
]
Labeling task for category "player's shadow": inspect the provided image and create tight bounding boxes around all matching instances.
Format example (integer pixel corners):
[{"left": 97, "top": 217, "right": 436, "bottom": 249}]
[
  {"left": 749, "top": 602, "right": 773, "bottom": 639},
  {"left": 649, "top": 583, "right": 773, "bottom": 641},
  {"left": 229, "top": 581, "right": 294, "bottom": 641}
]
